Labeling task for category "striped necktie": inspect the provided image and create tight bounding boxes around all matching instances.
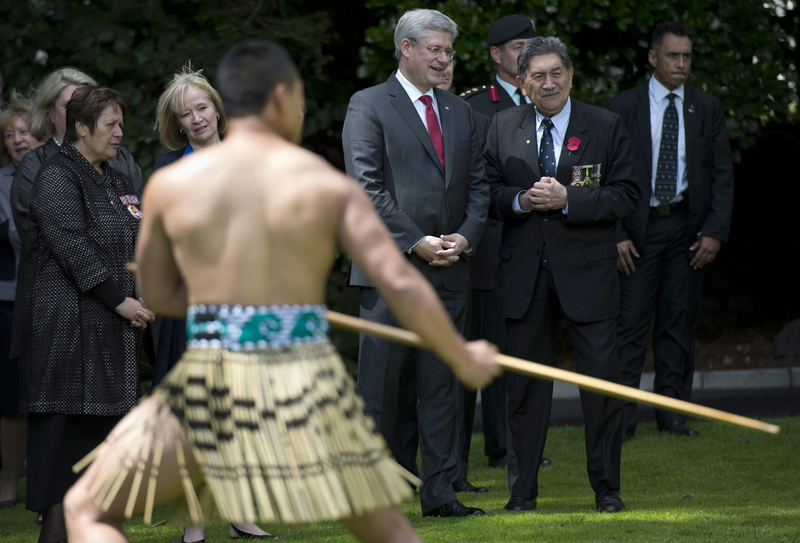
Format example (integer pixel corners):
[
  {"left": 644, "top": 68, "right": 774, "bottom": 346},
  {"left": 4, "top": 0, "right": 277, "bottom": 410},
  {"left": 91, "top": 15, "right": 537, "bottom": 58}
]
[
  {"left": 539, "top": 118, "right": 557, "bottom": 178},
  {"left": 654, "top": 93, "right": 679, "bottom": 203}
]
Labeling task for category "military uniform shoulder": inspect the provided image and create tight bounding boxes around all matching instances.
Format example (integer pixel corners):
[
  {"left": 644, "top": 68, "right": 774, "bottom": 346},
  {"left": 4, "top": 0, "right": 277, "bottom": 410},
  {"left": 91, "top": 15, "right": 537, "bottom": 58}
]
[{"left": 459, "top": 85, "right": 490, "bottom": 100}]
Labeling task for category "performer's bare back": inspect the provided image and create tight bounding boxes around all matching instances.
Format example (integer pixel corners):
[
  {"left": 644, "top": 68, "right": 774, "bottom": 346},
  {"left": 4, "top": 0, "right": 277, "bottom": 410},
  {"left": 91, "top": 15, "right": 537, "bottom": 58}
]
[{"left": 139, "top": 127, "right": 378, "bottom": 313}]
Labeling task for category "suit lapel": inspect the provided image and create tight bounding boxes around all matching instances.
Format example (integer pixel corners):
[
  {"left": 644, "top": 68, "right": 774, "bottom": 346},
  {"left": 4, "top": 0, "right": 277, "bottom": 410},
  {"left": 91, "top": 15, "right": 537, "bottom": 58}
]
[
  {"left": 435, "top": 88, "right": 456, "bottom": 187},
  {"left": 636, "top": 84, "right": 653, "bottom": 177},
  {"left": 556, "top": 99, "right": 589, "bottom": 184},
  {"left": 518, "top": 105, "right": 540, "bottom": 185},
  {"left": 388, "top": 73, "right": 444, "bottom": 176},
  {"left": 683, "top": 86, "right": 696, "bottom": 171}
]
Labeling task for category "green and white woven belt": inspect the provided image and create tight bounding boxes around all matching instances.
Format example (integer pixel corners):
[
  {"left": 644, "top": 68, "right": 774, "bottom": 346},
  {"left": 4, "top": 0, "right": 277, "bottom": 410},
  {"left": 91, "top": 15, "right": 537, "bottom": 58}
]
[{"left": 186, "top": 304, "right": 329, "bottom": 351}]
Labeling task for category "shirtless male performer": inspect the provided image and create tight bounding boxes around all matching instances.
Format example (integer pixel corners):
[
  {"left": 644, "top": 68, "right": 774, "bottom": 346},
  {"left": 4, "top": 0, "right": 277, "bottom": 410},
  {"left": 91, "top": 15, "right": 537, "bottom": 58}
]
[{"left": 63, "top": 40, "right": 499, "bottom": 543}]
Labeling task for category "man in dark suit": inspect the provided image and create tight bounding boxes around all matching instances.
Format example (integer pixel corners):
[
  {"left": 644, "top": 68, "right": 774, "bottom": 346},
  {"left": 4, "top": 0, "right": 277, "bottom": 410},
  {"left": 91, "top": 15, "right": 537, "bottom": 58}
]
[
  {"left": 485, "top": 36, "right": 641, "bottom": 513},
  {"left": 342, "top": 8, "right": 489, "bottom": 518},
  {"left": 461, "top": 13, "right": 541, "bottom": 474},
  {"left": 605, "top": 23, "right": 734, "bottom": 439}
]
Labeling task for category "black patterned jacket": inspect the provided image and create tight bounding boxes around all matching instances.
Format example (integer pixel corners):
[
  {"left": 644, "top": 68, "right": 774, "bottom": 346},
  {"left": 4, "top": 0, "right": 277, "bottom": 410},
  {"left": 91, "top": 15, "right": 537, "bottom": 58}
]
[{"left": 19, "top": 142, "right": 141, "bottom": 415}]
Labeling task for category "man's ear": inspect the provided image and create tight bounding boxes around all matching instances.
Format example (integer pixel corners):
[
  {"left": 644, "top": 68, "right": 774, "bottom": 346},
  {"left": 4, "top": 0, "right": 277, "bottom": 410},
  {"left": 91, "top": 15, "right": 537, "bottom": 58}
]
[
  {"left": 400, "top": 37, "right": 413, "bottom": 59},
  {"left": 271, "top": 83, "right": 289, "bottom": 111},
  {"left": 490, "top": 45, "right": 502, "bottom": 65},
  {"left": 516, "top": 76, "right": 527, "bottom": 97},
  {"left": 648, "top": 49, "right": 657, "bottom": 69}
]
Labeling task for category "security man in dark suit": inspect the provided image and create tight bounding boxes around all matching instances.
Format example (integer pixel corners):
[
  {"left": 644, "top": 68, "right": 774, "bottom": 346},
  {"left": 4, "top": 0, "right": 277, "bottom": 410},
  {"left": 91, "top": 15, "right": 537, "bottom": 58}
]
[
  {"left": 486, "top": 36, "right": 641, "bottom": 513},
  {"left": 605, "top": 23, "right": 734, "bottom": 440},
  {"left": 460, "top": 13, "right": 538, "bottom": 473}
]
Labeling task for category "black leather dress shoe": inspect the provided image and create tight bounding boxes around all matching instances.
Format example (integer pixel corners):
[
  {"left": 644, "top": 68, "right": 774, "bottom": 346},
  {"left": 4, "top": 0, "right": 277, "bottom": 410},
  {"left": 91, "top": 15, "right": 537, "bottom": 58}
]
[
  {"left": 504, "top": 496, "right": 535, "bottom": 511},
  {"left": 453, "top": 480, "right": 488, "bottom": 493},
  {"left": 657, "top": 420, "right": 699, "bottom": 437},
  {"left": 423, "top": 500, "right": 485, "bottom": 517},
  {"left": 488, "top": 455, "right": 508, "bottom": 468},
  {"left": 540, "top": 457, "right": 552, "bottom": 466},
  {"left": 595, "top": 489, "right": 626, "bottom": 513},
  {"left": 622, "top": 430, "right": 636, "bottom": 443}
]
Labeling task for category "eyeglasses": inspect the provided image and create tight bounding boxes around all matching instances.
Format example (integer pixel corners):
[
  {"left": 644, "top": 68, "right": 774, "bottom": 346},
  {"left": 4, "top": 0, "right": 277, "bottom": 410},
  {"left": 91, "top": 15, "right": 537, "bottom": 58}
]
[{"left": 408, "top": 38, "right": 456, "bottom": 60}]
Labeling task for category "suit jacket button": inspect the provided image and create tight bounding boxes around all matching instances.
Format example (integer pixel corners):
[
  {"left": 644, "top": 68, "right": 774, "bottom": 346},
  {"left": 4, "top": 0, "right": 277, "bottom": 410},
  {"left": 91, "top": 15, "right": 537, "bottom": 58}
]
[
  {"left": 441, "top": 223, "right": 446, "bottom": 228},
  {"left": 543, "top": 218, "right": 548, "bottom": 224}
]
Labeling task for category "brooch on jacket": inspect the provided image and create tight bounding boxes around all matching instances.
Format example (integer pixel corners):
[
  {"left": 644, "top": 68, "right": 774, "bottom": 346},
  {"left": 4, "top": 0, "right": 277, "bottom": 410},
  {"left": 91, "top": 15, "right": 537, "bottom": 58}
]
[
  {"left": 572, "top": 164, "right": 602, "bottom": 189},
  {"left": 119, "top": 195, "right": 143, "bottom": 219}
]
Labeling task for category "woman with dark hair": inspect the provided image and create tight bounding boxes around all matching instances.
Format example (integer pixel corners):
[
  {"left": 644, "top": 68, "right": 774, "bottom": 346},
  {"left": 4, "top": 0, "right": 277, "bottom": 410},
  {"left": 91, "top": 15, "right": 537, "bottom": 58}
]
[
  {"left": 19, "top": 86, "right": 154, "bottom": 543},
  {"left": 0, "top": 93, "right": 43, "bottom": 509}
]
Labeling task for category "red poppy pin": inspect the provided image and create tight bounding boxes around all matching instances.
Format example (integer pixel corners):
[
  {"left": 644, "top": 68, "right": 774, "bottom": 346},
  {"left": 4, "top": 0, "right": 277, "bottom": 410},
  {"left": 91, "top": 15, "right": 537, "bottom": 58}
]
[{"left": 567, "top": 137, "right": 580, "bottom": 155}]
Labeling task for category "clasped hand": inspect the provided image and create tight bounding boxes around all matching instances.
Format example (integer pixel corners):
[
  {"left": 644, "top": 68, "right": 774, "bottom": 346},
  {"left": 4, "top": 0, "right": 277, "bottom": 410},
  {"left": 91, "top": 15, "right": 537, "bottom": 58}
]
[
  {"left": 115, "top": 297, "right": 155, "bottom": 329},
  {"left": 412, "top": 234, "right": 471, "bottom": 267},
  {"left": 518, "top": 176, "right": 568, "bottom": 212}
]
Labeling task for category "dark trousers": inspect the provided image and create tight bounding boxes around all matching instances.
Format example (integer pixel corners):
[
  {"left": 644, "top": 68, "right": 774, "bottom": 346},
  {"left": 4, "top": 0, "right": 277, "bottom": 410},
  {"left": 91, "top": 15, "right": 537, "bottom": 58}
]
[
  {"left": 457, "top": 289, "right": 507, "bottom": 481},
  {"left": 617, "top": 210, "right": 692, "bottom": 432},
  {"left": 681, "top": 264, "right": 705, "bottom": 422},
  {"left": 357, "top": 286, "right": 469, "bottom": 512},
  {"left": 506, "top": 262, "right": 622, "bottom": 499}
]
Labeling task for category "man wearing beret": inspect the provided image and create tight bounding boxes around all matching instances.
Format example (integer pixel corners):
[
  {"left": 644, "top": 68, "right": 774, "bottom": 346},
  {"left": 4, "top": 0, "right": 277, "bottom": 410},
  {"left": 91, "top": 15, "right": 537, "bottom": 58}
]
[
  {"left": 461, "top": 14, "right": 536, "bottom": 118},
  {"left": 460, "top": 14, "right": 541, "bottom": 476}
]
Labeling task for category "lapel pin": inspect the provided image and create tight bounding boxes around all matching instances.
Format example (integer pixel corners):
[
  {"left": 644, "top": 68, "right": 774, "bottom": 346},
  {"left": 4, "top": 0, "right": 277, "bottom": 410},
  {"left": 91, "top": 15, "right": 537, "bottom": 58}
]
[
  {"left": 688, "top": 105, "right": 695, "bottom": 113},
  {"left": 445, "top": 106, "right": 450, "bottom": 111},
  {"left": 526, "top": 139, "right": 531, "bottom": 144}
]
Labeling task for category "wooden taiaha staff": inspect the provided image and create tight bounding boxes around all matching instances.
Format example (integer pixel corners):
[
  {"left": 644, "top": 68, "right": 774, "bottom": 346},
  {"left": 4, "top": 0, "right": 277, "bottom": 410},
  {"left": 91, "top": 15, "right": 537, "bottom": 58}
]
[
  {"left": 125, "top": 263, "right": 779, "bottom": 434},
  {"left": 326, "top": 311, "right": 780, "bottom": 435}
]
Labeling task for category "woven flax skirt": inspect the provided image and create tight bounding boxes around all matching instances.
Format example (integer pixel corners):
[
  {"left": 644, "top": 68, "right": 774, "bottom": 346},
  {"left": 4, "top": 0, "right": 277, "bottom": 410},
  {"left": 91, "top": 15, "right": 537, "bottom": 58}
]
[{"left": 77, "top": 304, "right": 418, "bottom": 525}]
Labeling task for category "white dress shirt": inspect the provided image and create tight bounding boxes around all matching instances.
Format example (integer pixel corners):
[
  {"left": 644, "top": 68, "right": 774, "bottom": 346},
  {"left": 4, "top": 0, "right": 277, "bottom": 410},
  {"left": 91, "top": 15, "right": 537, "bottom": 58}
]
[
  {"left": 496, "top": 76, "right": 531, "bottom": 106},
  {"left": 396, "top": 69, "right": 442, "bottom": 132},
  {"left": 649, "top": 75, "right": 687, "bottom": 206}
]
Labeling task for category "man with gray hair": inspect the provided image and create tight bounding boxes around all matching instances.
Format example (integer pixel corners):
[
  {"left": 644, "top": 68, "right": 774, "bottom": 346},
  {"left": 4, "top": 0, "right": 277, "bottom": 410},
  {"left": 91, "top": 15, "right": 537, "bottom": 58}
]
[
  {"left": 343, "top": 8, "right": 489, "bottom": 518},
  {"left": 485, "top": 36, "right": 641, "bottom": 513}
]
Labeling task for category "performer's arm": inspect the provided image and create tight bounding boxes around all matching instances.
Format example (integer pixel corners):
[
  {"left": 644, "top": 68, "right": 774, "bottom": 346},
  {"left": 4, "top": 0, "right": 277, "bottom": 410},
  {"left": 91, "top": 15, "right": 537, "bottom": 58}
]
[
  {"left": 338, "top": 180, "right": 499, "bottom": 390},
  {"left": 136, "top": 171, "right": 188, "bottom": 318}
]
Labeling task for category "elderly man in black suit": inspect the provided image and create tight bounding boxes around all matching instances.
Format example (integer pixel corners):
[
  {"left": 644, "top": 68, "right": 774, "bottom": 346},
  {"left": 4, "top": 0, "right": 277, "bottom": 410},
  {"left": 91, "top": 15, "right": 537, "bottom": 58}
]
[
  {"left": 485, "top": 36, "right": 641, "bottom": 513},
  {"left": 342, "top": 8, "right": 489, "bottom": 518},
  {"left": 605, "top": 23, "right": 734, "bottom": 440}
]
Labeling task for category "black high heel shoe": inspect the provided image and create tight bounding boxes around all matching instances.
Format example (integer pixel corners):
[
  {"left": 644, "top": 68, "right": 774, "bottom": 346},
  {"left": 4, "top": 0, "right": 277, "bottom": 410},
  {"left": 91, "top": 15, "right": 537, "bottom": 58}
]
[{"left": 229, "top": 524, "right": 278, "bottom": 539}]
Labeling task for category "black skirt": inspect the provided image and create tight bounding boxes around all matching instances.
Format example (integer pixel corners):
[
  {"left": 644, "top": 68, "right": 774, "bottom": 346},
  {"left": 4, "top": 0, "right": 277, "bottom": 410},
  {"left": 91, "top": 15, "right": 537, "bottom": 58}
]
[
  {"left": 26, "top": 413, "right": 121, "bottom": 511},
  {"left": 151, "top": 316, "right": 187, "bottom": 388},
  {"left": 0, "top": 300, "right": 19, "bottom": 417}
]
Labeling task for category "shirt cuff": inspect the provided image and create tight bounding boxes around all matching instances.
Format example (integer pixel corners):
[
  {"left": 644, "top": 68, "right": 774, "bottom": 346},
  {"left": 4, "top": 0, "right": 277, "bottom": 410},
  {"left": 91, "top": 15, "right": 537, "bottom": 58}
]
[
  {"left": 512, "top": 191, "right": 531, "bottom": 216},
  {"left": 89, "top": 278, "right": 126, "bottom": 309},
  {"left": 407, "top": 237, "right": 425, "bottom": 254}
]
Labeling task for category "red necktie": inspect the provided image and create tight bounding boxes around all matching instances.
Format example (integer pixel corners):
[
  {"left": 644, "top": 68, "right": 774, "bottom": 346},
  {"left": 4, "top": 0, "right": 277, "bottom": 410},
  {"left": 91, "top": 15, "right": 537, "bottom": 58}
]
[{"left": 419, "top": 95, "right": 445, "bottom": 172}]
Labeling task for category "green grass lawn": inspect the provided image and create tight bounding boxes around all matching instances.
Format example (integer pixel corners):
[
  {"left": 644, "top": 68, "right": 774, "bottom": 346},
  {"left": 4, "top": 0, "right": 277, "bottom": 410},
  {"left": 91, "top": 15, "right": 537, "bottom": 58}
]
[{"left": 1, "top": 417, "right": 798, "bottom": 542}]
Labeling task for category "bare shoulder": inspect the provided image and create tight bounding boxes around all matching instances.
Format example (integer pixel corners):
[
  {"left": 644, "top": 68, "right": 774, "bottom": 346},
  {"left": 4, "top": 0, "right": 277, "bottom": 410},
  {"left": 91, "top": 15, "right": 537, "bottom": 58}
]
[{"left": 277, "top": 144, "right": 360, "bottom": 202}]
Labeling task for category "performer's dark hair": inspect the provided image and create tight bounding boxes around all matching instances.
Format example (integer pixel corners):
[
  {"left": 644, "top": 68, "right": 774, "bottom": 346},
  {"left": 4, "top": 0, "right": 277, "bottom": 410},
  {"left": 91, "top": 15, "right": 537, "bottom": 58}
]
[
  {"left": 216, "top": 40, "right": 300, "bottom": 118},
  {"left": 651, "top": 23, "right": 695, "bottom": 53}
]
